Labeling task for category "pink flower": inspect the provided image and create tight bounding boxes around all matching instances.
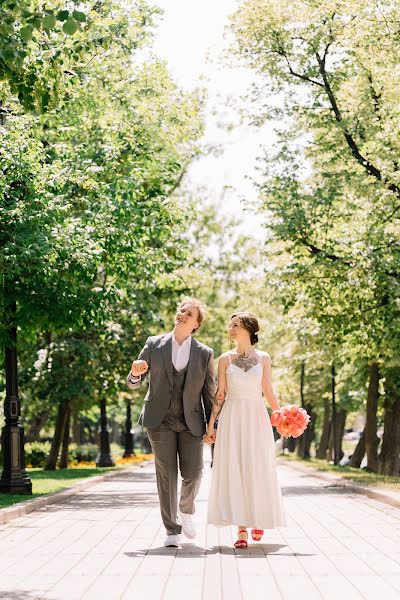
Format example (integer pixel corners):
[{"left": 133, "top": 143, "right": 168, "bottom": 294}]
[
  {"left": 279, "top": 419, "right": 292, "bottom": 437},
  {"left": 291, "top": 427, "right": 304, "bottom": 438},
  {"left": 271, "top": 404, "right": 311, "bottom": 438}
]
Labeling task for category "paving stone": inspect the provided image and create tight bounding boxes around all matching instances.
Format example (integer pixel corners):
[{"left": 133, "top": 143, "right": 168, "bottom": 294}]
[{"left": 0, "top": 456, "right": 399, "bottom": 600}]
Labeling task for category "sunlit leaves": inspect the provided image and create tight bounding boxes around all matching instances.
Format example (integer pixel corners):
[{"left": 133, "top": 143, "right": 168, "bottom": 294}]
[
  {"left": 0, "top": 1, "right": 155, "bottom": 112},
  {"left": 232, "top": 0, "right": 400, "bottom": 356},
  {"left": 0, "top": 1, "right": 204, "bottom": 393}
]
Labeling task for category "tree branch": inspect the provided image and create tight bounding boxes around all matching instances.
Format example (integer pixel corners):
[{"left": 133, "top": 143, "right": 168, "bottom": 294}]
[
  {"left": 305, "top": 242, "right": 352, "bottom": 265},
  {"left": 282, "top": 54, "right": 324, "bottom": 87},
  {"left": 314, "top": 52, "right": 400, "bottom": 200},
  {"left": 302, "top": 240, "right": 400, "bottom": 280},
  {"left": 164, "top": 164, "right": 188, "bottom": 197}
]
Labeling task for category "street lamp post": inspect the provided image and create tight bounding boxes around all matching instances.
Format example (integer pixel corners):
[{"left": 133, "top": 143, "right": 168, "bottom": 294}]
[
  {"left": 0, "top": 306, "right": 32, "bottom": 494},
  {"left": 0, "top": 107, "right": 32, "bottom": 493},
  {"left": 123, "top": 401, "right": 135, "bottom": 458},
  {"left": 96, "top": 397, "right": 114, "bottom": 467}
]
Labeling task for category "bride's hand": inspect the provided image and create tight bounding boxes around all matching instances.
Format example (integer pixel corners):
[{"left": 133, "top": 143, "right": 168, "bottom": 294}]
[
  {"left": 205, "top": 434, "right": 216, "bottom": 445},
  {"left": 215, "top": 388, "right": 225, "bottom": 401},
  {"left": 203, "top": 433, "right": 211, "bottom": 445},
  {"left": 203, "top": 428, "right": 216, "bottom": 445}
]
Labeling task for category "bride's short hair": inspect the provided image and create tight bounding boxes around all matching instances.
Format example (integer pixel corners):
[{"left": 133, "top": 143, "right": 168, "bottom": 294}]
[{"left": 231, "top": 312, "right": 259, "bottom": 345}]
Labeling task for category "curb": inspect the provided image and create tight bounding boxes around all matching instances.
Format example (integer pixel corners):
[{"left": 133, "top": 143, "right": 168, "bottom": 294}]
[
  {"left": 278, "top": 458, "right": 400, "bottom": 510},
  {"left": 0, "top": 461, "right": 153, "bottom": 526}
]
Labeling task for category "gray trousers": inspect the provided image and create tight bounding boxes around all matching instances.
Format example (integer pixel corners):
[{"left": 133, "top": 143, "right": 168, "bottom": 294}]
[{"left": 147, "top": 428, "right": 204, "bottom": 535}]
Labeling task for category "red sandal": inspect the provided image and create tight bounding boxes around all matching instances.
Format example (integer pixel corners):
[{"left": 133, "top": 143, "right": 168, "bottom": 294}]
[
  {"left": 234, "top": 529, "right": 248, "bottom": 549},
  {"left": 251, "top": 529, "right": 264, "bottom": 541}
]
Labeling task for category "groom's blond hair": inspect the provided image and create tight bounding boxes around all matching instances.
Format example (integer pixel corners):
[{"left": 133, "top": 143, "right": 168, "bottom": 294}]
[{"left": 178, "top": 297, "right": 207, "bottom": 333}]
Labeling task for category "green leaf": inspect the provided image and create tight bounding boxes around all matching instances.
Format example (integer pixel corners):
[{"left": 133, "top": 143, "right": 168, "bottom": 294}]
[
  {"left": 73, "top": 11, "right": 86, "bottom": 23},
  {"left": 63, "top": 19, "right": 79, "bottom": 35},
  {"left": 42, "top": 14, "right": 57, "bottom": 30},
  {"left": 28, "top": 18, "right": 42, "bottom": 29},
  {"left": 41, "top": 91, "right": 50, "bottom": 110},
  {"left": 20, "top": 26, "right": 33, "bottom": 42},
  {"left": 57, "top": 10, "right": 69, "bottom": 22}
]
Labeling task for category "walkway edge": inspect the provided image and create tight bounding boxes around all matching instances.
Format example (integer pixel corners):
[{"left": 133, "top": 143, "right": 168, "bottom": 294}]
[
  {"left": 278, "top": 458, "right": 400, "bottom": 510},
  {"left": 0, "top": 462, "right": 153, "bottom": 526}
]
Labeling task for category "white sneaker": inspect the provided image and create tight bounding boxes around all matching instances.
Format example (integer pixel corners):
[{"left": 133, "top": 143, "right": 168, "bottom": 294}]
[
  {"left": 178, "top": 509, "right": 196, "bottom": 539},
  {"left": 164, "top": 534, "right": 180, "bottom": 547}
]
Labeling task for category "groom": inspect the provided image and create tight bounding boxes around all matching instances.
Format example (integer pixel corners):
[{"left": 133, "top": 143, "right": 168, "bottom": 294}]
[{"left": 127, "top": 297, "right": 215, "bottom": 547}]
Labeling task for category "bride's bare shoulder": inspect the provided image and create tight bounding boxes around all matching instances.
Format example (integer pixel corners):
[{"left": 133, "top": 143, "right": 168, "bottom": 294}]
[
  {"left": 257, "top": 350, "right": 272, "bottom": 363},
  {"left": 218, "top": 352, "right": 232, "bottom": 365}
]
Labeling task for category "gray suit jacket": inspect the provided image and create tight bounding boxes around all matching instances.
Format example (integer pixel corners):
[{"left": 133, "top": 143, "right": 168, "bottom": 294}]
[{"left": 126, "top": 333, "right": 215, "bottom": 436}]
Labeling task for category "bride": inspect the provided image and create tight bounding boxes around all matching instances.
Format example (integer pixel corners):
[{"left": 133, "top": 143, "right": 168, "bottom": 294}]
[{"left": 204, "top": 311, "right": 286, "bottom": 548}]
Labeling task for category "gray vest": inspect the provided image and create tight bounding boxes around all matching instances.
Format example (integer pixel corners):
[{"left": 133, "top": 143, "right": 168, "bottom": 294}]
[
  {"left": 128, "top": 332, "right": 215, "bottom": 436},
  {"left": 161, "top": 364, "right": 188, "bottom": 431}
]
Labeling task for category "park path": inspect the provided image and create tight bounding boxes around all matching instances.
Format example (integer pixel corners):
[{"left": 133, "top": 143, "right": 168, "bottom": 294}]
[{"left": 0, "top": 452, "right": 400, "bottom": 600}]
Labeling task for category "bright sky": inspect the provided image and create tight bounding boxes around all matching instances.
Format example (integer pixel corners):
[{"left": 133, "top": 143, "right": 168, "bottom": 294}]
[{"left": 151, "top": 0, "right": 276, "bottom": 239}]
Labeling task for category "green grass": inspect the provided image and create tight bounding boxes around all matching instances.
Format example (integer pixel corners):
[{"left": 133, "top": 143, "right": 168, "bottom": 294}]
[
  {"left": 0, "top": 466, "right": 115, "bottom": 510},
  {"left": 279, "top": 454, "right": 400, "bottom": 491}
]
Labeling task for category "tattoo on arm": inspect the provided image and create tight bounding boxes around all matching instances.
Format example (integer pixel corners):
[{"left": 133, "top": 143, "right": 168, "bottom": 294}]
[{"left": 211, "top": 396, "right": 225, "bottom": 419}]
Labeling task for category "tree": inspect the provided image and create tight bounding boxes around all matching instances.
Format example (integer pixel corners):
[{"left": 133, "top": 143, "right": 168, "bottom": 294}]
[
  {"left": 0, "top": 0, "right": 156, "bottom": 112},
  {"left": 230, "top": 0, "right": 400, "bottom": 473},
  {"left": 1, "top": 1, "right": 204, "bottom": 471}
]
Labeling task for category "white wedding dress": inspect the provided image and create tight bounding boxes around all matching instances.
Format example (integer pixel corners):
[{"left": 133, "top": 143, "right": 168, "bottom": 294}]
[{"left": 207, "top": 356, "right": 286, "bottom": 528}]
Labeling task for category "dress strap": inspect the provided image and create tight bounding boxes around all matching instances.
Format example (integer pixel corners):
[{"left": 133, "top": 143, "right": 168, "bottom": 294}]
[{"left": 227, "top": 353, "right": 232, "bottom": 364}]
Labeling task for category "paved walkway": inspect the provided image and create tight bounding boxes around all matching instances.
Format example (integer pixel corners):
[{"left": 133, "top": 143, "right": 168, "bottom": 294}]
[{"left": 0, "top": 452, "right": 400, "bottom": 600}]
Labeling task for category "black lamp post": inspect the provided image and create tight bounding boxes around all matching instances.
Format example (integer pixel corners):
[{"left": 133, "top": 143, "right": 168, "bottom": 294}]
[
  {"left": 123, "top": 401, "right": 135, "bottom": 458},
  {"left": 96, "top": 397, "right": 114, "bottom": 467},
  {"left": 0, "top": 107, "right": 32, "bottom": 493},
  {"left": 0, "top": 305, "right": 32, "bottom": 494}
]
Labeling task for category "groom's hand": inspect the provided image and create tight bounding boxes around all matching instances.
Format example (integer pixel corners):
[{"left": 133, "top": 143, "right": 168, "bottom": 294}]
[
  {"left": 203, "top": 429, "right": 216, "bottom": 445},
  {"left": 131, "top": 360, "right": 149, "bottom": 376}
]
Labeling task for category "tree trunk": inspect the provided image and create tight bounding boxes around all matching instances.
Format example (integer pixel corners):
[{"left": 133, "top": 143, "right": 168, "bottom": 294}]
[
  {"left": 59, "top": 405, "right": 71, "bottom": 469},
  {"left": 328, "top": 408, "right": 346, "bottom": 463},
  {"left": 296, "top": 362, "right": 315, "bottom": 459},
  {"left": 44, "top": 400, "right": 69, "bottom": 470},
  {"left": 285, "top": 436, "right": 297, "bottom": 453},
  {"left": 365, "top": 362, "right": 380, "bottom": 472},
  {"left": 25, "top": 410, "right": 49, "bottom": 442},
  {"left": 316, "top": 399, "right": 330, "bottom": 459},
  {"left": 297, "top": 361, "right": 307, "bottom": 458},
  {"left": 349, "top": 427, "right": 366, "bottom": 468},
  {"left": 297, "top": 403, "right": 316, "bottom": 459},
  {"left": 71, "top": 411, "right": 80, "bottom": 444},
  {"left": 379, "top": 368, "right": 400, "bottom": 476}
]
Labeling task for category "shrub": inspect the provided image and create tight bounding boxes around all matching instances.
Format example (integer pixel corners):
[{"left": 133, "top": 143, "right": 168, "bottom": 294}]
[
  {"left": 69, "top": 443, "right": 98, "bottom": 463},
  {"left": 25, "top": 441, "right": 52, "bottom": 467}
]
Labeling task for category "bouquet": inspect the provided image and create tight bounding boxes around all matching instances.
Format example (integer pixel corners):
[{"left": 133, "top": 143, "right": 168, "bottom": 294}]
[{"left": 271, "top": 405, "right": 311, "bottom": 438}]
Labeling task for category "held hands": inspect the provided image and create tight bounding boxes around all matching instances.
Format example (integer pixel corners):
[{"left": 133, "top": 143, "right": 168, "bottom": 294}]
[
  {"left": 131, "top": 360, "right": 149, "bottom": 377},
  {"left": 203, "top": 429, "right": 216, "bottom": 445},
  {"left": 203, "top": 388, "right": 225, "bottom": 445}
]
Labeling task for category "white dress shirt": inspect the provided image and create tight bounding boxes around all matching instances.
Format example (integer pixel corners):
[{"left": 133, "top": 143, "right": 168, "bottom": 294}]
[
  {"left": 129, "top": 332, "right": 192, "bottom": 383},
  {"left": 172, "top": 332, "right": 192, "bottom": 372}
]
